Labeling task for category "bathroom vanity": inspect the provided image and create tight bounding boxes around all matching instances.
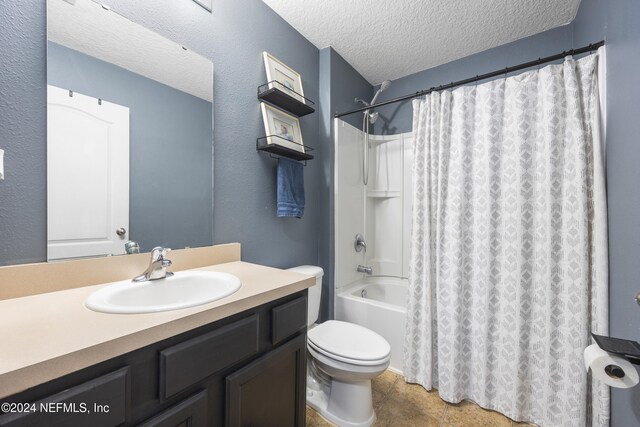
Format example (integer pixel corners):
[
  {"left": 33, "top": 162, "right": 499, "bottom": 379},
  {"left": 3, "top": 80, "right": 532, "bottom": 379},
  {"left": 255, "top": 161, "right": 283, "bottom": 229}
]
[
  {"left": 0, "top": 0, "right": 315, "bottom": 423},
  {"left": 0, "top": 244, "right": 313, "bottom": 427}
]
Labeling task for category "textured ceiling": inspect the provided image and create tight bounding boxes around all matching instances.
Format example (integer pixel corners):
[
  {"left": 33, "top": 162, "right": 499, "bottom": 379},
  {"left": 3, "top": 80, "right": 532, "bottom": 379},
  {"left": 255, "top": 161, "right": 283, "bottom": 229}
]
[
  {"left": 48, "top": 0, "right": 213, "bottom": 101},
  {"left": 261, "top": 0, "right": 581, "bottom": 85}
]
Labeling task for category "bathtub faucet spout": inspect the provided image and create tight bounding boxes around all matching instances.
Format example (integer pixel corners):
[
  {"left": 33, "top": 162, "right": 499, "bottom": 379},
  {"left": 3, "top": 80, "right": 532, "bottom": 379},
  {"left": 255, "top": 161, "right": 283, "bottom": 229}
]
[{"left": 357, "top": 265, "right": 373, "bottom": 275}]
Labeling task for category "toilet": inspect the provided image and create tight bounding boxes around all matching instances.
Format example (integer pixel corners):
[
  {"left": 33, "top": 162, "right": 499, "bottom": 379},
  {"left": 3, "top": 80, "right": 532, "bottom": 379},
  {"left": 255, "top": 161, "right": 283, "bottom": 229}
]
[{"left": 288, "top": 266, "right": 391, "bottom": 427}]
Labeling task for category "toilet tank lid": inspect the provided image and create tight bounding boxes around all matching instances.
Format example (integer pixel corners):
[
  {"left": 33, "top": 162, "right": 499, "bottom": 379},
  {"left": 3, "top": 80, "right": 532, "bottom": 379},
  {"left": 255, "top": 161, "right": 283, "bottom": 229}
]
[{"left": 287, "top": 265, "right": 324, "bottom": 278}]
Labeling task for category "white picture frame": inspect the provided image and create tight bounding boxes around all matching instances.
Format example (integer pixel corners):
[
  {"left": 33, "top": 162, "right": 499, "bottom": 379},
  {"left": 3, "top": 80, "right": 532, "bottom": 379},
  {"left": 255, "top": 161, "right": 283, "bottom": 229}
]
[
  {"left": 263, "top": 52, "right": 305, "bottom": 103},
  {"left": 260, "top": 102, "right": 304, "bottom": 154}
]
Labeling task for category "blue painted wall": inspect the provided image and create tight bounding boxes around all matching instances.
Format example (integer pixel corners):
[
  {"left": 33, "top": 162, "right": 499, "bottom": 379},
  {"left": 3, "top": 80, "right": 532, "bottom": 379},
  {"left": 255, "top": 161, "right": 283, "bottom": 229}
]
[
  {"left": 589, "top": 0, "right": 640, "bottom": 424},
  {"left": 0, "top": 1, "right": 47, "bottom": 264},
  {"left": 96, "top": 0, "right": 322, "bottom": 271},
  {"left": 318, "top": 47, "right": 373, "bottom": 319},
  {"left": 48, "top": 42, "right": 213, "bottom": 252},
  {"left": 0, "top": 0, "right": 322, "bottom": 271}
]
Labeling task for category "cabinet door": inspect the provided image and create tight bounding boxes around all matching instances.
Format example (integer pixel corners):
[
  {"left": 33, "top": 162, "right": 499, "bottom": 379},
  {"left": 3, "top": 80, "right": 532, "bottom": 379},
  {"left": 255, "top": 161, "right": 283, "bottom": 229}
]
[
  {"left": 226, "top": 334, "right": 306, "bottom": 427},
  {"left": 137, "top": 390, "right": 207, "bottom": 427}
]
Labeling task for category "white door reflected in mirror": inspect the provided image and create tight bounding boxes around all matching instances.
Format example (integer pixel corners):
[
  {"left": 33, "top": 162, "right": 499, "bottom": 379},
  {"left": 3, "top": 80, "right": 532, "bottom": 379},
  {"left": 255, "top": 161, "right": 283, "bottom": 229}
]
[{"left": 47, "top": 85, "right": 130, "bottom": 260}]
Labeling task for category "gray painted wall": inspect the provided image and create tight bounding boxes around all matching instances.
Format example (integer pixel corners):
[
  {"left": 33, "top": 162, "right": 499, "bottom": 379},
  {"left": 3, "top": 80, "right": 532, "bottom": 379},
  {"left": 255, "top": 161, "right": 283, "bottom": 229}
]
[
  {"left": 0, "top": 0, "right": 321, "bottom": 272},
  {"left": 48, "top": 42, "right": 213, "bottom": 253},
  {"left": 366, "top": 0, "right": 640, "bottom": 423},
  {"left": 100, "top": 0, "right": 322, "bottom": 271},
  {"left": 0, "top": 1, "right": 47, "bottom": 265},
  {"left": 318, "top": 47, "right": 373, "bottom": 320},
  {"left": 590, "top": 0, "right": 640, "bottom": 424}
]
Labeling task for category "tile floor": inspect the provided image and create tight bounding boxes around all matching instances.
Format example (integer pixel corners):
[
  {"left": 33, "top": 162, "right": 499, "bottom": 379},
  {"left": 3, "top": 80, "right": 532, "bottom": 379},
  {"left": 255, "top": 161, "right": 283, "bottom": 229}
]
[{"left": 306, "top": 370, "right": 537, "bottom": 427}]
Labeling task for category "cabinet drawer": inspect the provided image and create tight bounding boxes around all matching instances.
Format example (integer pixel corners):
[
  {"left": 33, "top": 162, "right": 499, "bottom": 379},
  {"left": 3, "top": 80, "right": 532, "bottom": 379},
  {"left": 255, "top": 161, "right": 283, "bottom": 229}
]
[
  {"left": 272, "top": 295, "right": 307, "bottom": 345},
  {"left": 138, "top": 390, "right": 207, "bottom": 427},
  {"left": 160, "top": 314, "right": 259, "bottom": 399},
  {"left": 0, "top": 367, "right": 129, "bottom": 427}
]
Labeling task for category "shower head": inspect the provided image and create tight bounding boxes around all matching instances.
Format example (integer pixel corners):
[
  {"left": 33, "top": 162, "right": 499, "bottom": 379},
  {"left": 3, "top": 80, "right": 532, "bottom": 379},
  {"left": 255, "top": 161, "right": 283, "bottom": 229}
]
[
  {"left": 359, "top": 80, "right": 391, "bottom": 185},
  {"left": 370, "top": 80, "right": 392, "bottom": 107},
  {"left": 364, "top": 80, "right": 392, "bottom": 124},
  {"left": 379, "top": 80, "right": 392, "bottom": 91}
]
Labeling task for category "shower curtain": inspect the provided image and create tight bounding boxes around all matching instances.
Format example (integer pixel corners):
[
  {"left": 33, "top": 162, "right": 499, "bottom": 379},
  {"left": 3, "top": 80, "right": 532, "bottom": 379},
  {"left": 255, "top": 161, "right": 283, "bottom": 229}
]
[{"left": 403, "top": 53, "right": 608, "bottom": 426}]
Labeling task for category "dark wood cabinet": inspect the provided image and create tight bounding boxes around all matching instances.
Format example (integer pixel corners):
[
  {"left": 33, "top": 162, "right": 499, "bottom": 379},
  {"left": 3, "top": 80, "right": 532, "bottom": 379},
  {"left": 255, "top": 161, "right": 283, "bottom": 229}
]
[
  {"left": 159, "top": 315, "right": 260, "bottom": 400},
  {"left": 0, "top": 290, "right": 308, "bottom": 427},
  {"left": 0, "top": 367, "right": 129, "bottom": 427},
  {"left": 226, "top": 334, "right": 306, "bottom": 427},
  {"left": 271, "top": 296, "right": 307, "bottom": 345},
  {"left": 138, "top": 390, "right": 208, "bottom": 427}
]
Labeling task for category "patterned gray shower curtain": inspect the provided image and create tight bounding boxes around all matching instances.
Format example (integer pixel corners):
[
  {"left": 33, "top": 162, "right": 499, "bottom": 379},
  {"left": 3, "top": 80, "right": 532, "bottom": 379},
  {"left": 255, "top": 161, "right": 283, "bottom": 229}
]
[{"left": 403, "top": 53, "right": 609, "bottom": 426}]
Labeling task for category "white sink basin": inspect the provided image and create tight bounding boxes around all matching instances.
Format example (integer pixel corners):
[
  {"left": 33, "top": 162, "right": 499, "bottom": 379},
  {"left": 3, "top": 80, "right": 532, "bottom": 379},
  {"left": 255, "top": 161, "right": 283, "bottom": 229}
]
[{"left": 85, "top": 271, "right": 242, "bottom": 314}]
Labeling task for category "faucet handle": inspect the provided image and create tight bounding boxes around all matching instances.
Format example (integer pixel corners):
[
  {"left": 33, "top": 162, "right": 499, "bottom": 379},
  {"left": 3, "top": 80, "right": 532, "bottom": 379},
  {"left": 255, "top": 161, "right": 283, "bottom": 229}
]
[
  {"left": 354, "top": 234, "right": 367, "bottom": 253},
  {"left": 150, "top": 246, "right": 171, "bottom": 261},
  {"left": 124, "top": 240, "right": 140, "bottom": 254}
]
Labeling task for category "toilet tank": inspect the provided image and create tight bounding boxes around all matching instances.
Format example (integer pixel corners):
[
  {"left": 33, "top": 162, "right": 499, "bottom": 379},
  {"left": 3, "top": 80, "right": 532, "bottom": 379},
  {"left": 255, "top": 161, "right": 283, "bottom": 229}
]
[{"left": 287, "top": 265, "right": 323, "bottom": 327}]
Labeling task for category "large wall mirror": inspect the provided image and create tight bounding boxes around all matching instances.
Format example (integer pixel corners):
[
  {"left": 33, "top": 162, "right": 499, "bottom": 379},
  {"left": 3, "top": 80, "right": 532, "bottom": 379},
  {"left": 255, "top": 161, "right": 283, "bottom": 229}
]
[{"left": 47, "top": 0, "right": 214, "bottom": 260}]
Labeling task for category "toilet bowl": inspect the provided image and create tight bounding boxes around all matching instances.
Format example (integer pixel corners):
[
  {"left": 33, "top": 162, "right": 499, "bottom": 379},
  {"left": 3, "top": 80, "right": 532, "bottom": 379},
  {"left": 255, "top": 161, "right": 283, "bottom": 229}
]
[
  {"left": 287, "top": 266, "right": 391, "bottom": 427},
  {"left": 307, "top": 320, "right": 390, "bottom": 427}
]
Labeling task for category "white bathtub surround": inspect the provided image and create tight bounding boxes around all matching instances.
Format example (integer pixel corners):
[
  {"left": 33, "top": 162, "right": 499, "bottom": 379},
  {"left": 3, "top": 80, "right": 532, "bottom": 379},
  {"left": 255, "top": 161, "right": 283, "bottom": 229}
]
[
  {"left": 334, "top": 121, "right": 413, "bottom": 377},
  {"left": 334, "top": 121, "right": 414, "bottom": 286},
  {"left": 336, "top": 277, "right": 408, "bottom": 372},
  {"left": 404, "top": 53, "right": 609, "bottom": 426},
  {"left": 365, "top": 133, "right": 413, "bottom": 278}
]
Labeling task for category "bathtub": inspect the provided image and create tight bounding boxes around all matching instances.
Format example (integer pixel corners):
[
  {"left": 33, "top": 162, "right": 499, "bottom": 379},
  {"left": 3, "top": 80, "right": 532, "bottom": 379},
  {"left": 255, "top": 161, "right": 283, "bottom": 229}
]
[{"left": 335, "top": 277, "right": 408, "bottom": 373}]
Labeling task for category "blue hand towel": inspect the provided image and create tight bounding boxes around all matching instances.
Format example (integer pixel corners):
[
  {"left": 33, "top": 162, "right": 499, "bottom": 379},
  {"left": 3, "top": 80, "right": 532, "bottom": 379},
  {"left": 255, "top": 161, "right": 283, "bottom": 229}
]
[{"left": 277, "top": 158, "right": 305, "bottom": 218}]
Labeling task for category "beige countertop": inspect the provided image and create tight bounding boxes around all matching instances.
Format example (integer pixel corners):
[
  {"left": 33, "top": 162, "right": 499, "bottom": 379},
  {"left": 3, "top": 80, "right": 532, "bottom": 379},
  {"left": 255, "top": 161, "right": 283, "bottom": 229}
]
[{"left": 0, "top": 260, "right": 314, "bottom": 399}]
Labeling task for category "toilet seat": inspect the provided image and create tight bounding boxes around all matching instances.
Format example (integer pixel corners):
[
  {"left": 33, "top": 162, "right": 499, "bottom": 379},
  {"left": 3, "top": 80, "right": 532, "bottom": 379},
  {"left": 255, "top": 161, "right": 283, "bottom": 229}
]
[
  {"left": 308, "top": 340, "right": 390, "bottom": 366},
  {"left": 307, "top": 320, "right": 391, "bottom": 366}
]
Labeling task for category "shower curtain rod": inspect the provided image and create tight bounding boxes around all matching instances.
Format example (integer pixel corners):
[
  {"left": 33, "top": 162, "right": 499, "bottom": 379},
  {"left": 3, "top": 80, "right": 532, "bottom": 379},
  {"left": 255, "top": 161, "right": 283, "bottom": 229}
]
[{"left": 334, "top": 40, "right": 605, "bottom": 118}]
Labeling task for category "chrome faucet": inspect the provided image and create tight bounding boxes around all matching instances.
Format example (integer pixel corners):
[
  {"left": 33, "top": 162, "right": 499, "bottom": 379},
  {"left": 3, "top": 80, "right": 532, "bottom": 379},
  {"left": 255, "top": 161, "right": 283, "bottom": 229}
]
[
  {"left": 133, "top": 247, "right": 174, "bottom": 282},
  {"left": 124, "top": 240, "right": 140, "bottom": 254},
  {"left": 357, "top": 265, "right": 373, "bottom": 275}
]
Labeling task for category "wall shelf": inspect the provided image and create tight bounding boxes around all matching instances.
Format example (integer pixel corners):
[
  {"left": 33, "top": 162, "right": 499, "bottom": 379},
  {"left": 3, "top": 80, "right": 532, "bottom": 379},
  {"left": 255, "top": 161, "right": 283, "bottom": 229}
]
[
  {"left": 367, "top": 190, "right": 401, "bottom": 199},
  {"left": 256, "top": 135, "right": 314, "bottom": 163},
  {"left": 258, "top": 82, "right": 315, "bottom": 117}
]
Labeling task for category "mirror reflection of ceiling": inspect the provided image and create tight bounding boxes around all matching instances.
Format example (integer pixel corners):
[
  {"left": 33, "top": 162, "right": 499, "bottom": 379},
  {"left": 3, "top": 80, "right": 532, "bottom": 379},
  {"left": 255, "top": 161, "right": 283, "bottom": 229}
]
[{"left": 48, "top": 0, "right": 213, "bottom": 102}]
